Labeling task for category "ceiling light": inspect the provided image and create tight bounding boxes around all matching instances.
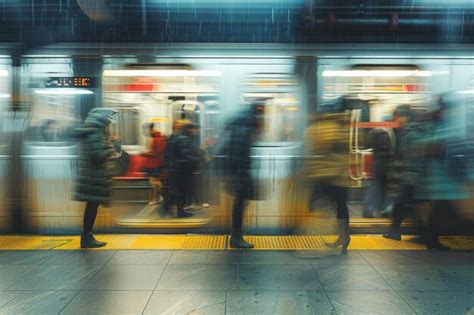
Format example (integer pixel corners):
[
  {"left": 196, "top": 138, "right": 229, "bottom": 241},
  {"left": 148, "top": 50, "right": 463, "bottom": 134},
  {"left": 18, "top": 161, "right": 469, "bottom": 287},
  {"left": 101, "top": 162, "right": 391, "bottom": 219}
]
[
  {"left": 34, "top": 88, "right": 94, "bottom": 95},
  {"left": 103, "top": 70, "right": 221, "bottom": 77},
  {"left": 322, "top": 70, "right": 432, "bottom": 77}
]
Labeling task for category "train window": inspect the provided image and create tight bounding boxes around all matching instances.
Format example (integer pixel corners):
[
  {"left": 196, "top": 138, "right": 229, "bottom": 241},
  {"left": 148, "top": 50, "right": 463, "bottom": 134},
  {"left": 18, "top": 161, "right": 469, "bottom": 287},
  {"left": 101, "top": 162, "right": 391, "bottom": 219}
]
[
  {"left": 242, "top": 74, "right": 300, "bottom": 145},
  {"left": 114, "top": 108, "right": 140, "bottom": 146},
  {"left": 25, "top": 94, "right": 80, "bottom": 144}
]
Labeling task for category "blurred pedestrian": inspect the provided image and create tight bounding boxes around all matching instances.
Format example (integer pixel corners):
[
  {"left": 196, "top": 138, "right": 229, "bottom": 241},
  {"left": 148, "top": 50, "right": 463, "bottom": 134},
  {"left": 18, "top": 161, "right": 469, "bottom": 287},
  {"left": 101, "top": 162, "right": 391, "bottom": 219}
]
[
  {"left": 304, "top": 106, "right": 352, "bottom": 253},
  {"left": 416, "top": 94, "right": 469, "bottom": 250},
  {"left": 216, "top": 103, "right": 264, "bottom": 249},
  {"left": 383, "top": 105, "right": 424, "bottom": 241}
]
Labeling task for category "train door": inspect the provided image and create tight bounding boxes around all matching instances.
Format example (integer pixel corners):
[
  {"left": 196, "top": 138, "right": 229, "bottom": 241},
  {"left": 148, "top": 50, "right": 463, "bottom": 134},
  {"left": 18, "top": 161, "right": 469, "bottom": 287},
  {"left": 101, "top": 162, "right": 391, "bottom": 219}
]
[
  {"left": 238, "top": 73, "right": 303, "bottom": 233},
  {"left": 318, "top": 62, "right": 435, "bottom": 225},
  {"left": 0, "top": 58, "right": 11, "bottom": 232},
  {"left": 21, "top": 58, "right": 98, "bottom": 233},
  {"left": 102, "top": 64, "right": 220, "bottom": 228}
]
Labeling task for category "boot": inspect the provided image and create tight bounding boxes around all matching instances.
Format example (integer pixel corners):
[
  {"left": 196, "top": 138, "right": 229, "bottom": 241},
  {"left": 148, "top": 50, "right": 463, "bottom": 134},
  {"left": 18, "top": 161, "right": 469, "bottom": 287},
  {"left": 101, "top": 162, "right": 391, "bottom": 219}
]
[
  {"left": 230, "top": 231, "right": 254, "bottom": 249},
  {"left": 325, "top": 220, "right": 351, "bottom": 254},
  {"left": 177, "top": 210, "right": 193, "bottom": 218},
  {"left": 383, "top": 226, "right": 401, "bottom": 241},
  {"left": 80, "top": 232, "right": 107, "bottom": 249}
]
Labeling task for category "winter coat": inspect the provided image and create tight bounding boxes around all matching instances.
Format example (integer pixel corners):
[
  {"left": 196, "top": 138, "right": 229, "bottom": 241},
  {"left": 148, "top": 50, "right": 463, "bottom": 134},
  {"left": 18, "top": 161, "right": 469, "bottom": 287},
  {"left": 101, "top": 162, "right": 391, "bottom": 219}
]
[
  {"left": 390, "top": 121, "right": 426, "bottom": 189},
  {"left": 73, "top": 109, "right": 115, "bottom": 205},
  {"left": 221, "top": 106, "right": 260, "bottom": 200},
  {"left": 304, "top": 112, "right": 352, "bottom": 187},
  {"left": 165, "top": 133, "right": 201, "bottom": 177},
  {"left": 415, "top": 116, "right": 468, "bottom": 201}
]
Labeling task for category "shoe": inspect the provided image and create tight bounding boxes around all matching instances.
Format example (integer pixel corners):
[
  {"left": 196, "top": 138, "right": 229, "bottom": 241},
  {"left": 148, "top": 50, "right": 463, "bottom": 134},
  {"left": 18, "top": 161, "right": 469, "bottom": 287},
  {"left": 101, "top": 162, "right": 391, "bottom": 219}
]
[
  {"left": 149, "top": 196, "right": 164, "bottom": 205},
  {"left": 383, "top": 228, "right": 401, "bottom": 241},
  {"left": 80, "top": 232, "right": 107, "bottom": 249},
  {"left": 184, "top": 203, "right": 202, "bottom": 212},
  {"left": 427, "top": 241, "right": 451, "bottom": 251},
  {"left": 230, "top": 232, "right": 254, "bottom": 249},
  {"left": 325, "top": 236, "right": 351, "bottom": 254},
  {"left": 325, "top": 220, "right": 350, "bottom": 254},
  {"left": 177, "top": 212, "right": 194, "bottom": 218}
]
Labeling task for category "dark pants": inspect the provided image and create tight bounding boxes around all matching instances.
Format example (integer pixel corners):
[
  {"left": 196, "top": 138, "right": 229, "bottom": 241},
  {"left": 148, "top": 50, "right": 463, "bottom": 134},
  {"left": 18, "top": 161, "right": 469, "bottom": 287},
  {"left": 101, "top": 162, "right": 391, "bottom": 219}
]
[
  {"left": 231, "top": 174, "right": 254, "bottom": 233},
  {"left": 232, "top": 192, "right": 247, "bottom": 232},
  {"left": 425, "top": 200, "right": 458, "bottom": 246},
  {"left": 83, "top": 202, "right": 99, "bottom": 234},
  {"left": 363, "top": 158, "right": 389, "bottom": 217},
  {"left": 162, "top": 172, "right": 190, "bottom": 216},
  {"left": 390, "top": 185, "right": 415, "bottom": 229},
  {"left": 316, "top": 183, "right": 349, "bottom": 219}
]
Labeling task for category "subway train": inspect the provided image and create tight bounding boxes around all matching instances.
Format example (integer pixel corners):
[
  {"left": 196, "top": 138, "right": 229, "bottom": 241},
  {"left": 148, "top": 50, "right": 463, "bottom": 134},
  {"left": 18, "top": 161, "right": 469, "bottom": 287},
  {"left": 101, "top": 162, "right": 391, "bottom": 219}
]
[{"left": 0, "top": 43, "right": 473, "bottom": 234}]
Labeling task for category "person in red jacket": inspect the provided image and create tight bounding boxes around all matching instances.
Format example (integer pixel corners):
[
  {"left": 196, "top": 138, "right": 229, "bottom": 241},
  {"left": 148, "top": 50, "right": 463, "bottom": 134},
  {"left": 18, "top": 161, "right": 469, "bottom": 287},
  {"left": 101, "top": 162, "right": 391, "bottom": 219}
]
[{"left": 141, "top": 123, "right": 167, "bottom": 205}]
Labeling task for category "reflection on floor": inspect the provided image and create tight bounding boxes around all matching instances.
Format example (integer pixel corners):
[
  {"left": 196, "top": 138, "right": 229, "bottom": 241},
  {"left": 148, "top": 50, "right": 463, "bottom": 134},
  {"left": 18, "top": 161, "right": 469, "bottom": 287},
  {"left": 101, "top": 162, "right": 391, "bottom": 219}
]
[{"left": 0, "top": 249, "right": 473, "bottom": 314}]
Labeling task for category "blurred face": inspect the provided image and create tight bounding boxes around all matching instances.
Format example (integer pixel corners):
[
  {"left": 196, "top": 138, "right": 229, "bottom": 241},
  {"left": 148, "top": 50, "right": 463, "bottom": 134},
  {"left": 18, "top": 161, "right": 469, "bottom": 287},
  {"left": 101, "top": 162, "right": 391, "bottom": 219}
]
[{"left": 394, "top": 115, "right": 408, "bottom": 128}]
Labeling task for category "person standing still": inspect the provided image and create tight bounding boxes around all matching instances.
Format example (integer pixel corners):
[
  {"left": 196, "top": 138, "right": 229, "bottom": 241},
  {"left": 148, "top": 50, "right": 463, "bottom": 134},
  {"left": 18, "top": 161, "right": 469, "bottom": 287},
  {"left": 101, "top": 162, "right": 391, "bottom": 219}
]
[{"left": 73, "top": 108, "right": 117, "bottom": 248}]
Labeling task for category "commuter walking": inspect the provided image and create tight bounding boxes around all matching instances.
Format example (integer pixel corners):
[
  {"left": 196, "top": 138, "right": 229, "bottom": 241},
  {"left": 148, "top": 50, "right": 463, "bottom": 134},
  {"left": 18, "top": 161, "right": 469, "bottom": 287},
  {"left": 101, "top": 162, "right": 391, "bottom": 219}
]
[
  {"left": 416, "top": 95, "right": 469, "bottom": 250},
  {"left": 383, "top": 105, "right": 424, "bottom": 240},
  {"left": 73, "top": 108, "right": 117, "bottom": 248},
  {"left": 217, "top": 103, "right": 264, "bottom": 249},
  {"left": 304, "top": 107, "right": 352, "bottom": 253}
]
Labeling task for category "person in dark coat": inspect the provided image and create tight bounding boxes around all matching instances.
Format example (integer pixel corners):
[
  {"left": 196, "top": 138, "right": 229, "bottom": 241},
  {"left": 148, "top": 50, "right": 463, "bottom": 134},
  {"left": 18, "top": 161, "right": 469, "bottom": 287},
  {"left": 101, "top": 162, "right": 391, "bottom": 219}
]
[
  {"left": 73, "top": 108, "right": 117, "bottom": 248},
  {"left": 162, "top": 121, "right": 201, "bottom": 218},
  {"left": 223, "top": 103, "right": 264, "bottom": 249},
  {"left": 383, "top": 105, "right": 424, "bottom": 241}
]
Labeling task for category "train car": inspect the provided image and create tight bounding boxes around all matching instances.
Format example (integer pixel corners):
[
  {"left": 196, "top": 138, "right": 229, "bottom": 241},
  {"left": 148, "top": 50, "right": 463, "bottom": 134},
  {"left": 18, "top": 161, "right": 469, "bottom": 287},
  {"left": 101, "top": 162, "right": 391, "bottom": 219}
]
[{"left": 10, "top": 43, "right": 474, "bottom": 234}]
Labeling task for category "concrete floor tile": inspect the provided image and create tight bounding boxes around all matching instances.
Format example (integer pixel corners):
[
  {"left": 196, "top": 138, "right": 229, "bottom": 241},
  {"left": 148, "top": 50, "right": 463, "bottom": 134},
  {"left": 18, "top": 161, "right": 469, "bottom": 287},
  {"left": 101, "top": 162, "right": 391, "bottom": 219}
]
[
  {"left": 315, "top": 264, "right": 392, "bottom": 291},
  {"left": 327, "top": 290, "right": 415, "bottom": 315},
  {"left": 144, "top": 291, "right": 226, "bottom": 315},
  {"left": 60, "top": 290, "right": 151, "bottom": 315},
  {"left": 226, "top": 291, "right": 334, "bottom": 315},
  {"left": 156, "top": 265, "right": 239, "bottom": 290},
  {"left": 238, "top": 264, "right": 322, "bottom": 290},
  {"left": 0, "top": 291, "right": 76, "bottom": 315}
]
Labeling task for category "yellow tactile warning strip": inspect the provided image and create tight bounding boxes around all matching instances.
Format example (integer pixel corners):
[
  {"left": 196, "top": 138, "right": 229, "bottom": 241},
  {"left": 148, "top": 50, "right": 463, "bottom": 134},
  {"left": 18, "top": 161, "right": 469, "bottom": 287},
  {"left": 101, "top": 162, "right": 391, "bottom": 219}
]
[{"left": 0, "top": 235, "right": 473, "bottom": 250}]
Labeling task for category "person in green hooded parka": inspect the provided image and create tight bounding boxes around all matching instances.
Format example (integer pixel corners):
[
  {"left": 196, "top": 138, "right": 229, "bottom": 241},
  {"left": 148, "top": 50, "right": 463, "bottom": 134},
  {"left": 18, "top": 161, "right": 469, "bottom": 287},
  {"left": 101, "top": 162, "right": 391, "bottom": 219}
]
[{"left": 73, "top": 108, "right": 117, "bottom": 248}]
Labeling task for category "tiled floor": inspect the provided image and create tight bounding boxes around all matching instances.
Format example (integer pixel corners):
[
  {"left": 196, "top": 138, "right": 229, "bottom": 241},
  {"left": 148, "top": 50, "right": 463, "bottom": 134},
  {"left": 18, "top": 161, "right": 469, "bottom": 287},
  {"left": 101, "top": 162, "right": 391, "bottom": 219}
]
[{"left": 0, "top": 250, "right": 473, "bottom": 314}]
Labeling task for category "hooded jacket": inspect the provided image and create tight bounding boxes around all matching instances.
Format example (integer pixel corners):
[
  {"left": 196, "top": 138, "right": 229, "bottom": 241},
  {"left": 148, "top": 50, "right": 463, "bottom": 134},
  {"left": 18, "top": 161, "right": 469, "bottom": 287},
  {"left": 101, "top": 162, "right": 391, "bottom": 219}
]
[{"left": 73, "top": 108, "right": 116, "bottom": 204}]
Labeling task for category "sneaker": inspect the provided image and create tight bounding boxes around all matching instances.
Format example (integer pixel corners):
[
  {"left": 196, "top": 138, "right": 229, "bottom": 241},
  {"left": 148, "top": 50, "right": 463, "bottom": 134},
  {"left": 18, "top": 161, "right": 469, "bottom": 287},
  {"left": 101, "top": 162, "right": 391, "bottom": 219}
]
[{"left": 149, "top": 196, "right": 164, "bottom": 205}]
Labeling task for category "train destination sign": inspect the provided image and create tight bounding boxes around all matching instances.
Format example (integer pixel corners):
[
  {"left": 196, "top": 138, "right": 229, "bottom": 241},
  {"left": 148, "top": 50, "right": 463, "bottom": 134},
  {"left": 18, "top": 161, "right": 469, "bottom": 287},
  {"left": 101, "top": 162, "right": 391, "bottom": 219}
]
[{"left": 45, "top": 77, "right": 95, "bottom": 88}]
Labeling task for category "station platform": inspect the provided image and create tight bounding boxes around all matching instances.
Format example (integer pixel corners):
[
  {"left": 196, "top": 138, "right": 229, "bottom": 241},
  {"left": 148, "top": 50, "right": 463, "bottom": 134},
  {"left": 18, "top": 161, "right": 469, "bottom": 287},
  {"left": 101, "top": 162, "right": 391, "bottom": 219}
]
[
  {"left": 0, "top": 234, "right": 473, "bottom": 250},
  {"left": 0, "top": 235, "right": 473, "bottom": 315}
]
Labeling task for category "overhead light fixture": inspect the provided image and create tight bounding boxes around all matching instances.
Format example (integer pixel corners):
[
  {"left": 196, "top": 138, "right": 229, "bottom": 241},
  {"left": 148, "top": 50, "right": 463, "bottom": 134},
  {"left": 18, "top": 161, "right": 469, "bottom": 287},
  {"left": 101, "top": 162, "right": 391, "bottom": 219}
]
[
  {"left": 103, "top": 70, "right": 221, "bottom": 77},
  {"left": 458, "top": 90, "right": 474, "bottom": 95},
  {"left": 0, "top": 93, "right": 10, "bottom": 98},
  {"left": 34, "top": 88, "right": 94, "bottom": 95},
  {"left": 0, "top": 70, "right": 8, "bottom": 77},
  {"left": 322, "top": 70, "right": 432, "bottom": 77}
]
